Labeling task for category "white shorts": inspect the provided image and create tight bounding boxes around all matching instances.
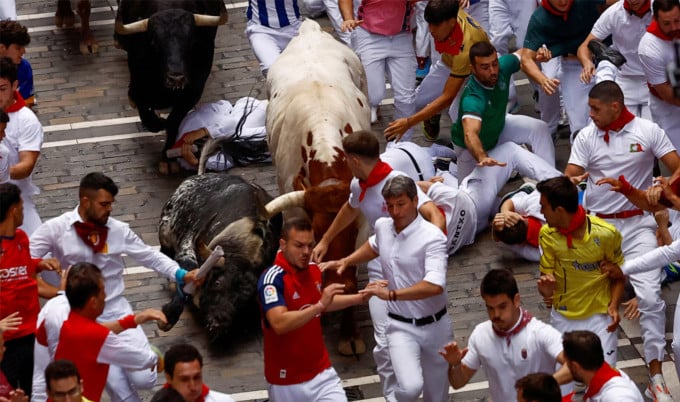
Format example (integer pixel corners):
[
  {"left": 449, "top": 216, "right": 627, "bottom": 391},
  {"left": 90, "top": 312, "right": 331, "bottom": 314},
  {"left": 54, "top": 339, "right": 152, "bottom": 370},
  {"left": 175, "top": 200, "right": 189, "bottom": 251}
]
[{"left": 268, "top": 367, "right": 347, "bottom": 402}]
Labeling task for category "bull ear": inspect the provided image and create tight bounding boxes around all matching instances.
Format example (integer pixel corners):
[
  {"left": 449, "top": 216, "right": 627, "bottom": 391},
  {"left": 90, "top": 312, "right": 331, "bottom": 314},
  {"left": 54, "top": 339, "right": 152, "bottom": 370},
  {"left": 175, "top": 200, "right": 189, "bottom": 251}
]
[
  {"left": 194, "top": 8, "right": 228, "bottom": 26},
  {"left": 115, "top": 18, "right": 149, "bottom": 35},
  {"left": 197, "top": 240, "right": 225, "bottom": 268}
]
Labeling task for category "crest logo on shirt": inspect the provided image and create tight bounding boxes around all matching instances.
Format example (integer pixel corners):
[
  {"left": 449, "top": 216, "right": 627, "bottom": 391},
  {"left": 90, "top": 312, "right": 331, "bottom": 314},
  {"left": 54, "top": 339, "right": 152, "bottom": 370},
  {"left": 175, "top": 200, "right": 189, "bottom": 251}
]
[
  {"left": 263, "top": 284, "right": 278, "bottom": 304},
  {"left": 629, "top": 143, "right": 644, "bottom": 153},
  {"left": 293, "top": 291, "right": 300, "bottom": 300}
]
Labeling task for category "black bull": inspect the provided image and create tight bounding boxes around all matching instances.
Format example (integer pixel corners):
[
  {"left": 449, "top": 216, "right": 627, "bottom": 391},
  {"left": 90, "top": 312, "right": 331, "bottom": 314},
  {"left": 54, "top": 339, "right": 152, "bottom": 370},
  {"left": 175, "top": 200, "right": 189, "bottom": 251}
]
[
  {"left": 114, "top": 0, "right": 227, "bottom": 155},
  {"left": 158, "top": 174, "right": 282, "bottom": 342}
]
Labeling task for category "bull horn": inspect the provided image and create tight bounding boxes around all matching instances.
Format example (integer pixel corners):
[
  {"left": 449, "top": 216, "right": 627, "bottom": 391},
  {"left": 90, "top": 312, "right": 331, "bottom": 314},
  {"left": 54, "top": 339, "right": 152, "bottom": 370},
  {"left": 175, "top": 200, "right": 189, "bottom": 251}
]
[
  {"left": 115, "top": 18, "right": 149, "bottom": 35},
  {"left": 265, "top": 191, "right": 305, "bottom": 218},
  {"left": 194, "top": 9, "right": 228, "bottom": 26}
]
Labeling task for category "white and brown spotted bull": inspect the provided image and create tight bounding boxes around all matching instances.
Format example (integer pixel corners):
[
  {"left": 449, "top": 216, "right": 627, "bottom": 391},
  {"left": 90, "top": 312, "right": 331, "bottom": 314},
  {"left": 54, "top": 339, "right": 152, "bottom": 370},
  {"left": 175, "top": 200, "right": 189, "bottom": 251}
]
[{"left": 265, "top": 19, "right": 372, "bottom": 356}]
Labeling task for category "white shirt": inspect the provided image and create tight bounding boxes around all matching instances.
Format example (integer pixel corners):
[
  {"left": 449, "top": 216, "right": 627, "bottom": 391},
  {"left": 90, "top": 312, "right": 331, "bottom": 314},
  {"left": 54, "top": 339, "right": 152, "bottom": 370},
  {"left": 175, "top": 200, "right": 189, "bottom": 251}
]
[
  {"left": 462, "top": 317, "right": 563, "bottom": 402},
  {"left": 30, "top": 208, "right": 180, "bottom": 320},
  {"left": 4, "top": 106, "right": 42, "bottom": 196},
  {"left": 178, "top": 98, "right": 267, "bottom": 143},
  {"left": 622, "top": 238, "right": 680, "bottom": 276},
  {"left": 639, "top": 31, "right": 674, "bottom": 86},
  {"left": 427, "top": 182, "right": 476, "bottom": 255},
  {"left": 511, "top": 190, "right": 543, "bottom": 220},
  {"left": 591, "top": 1, "right": 651, "bottom": 78},
  {"left": 0, "top": 140, "right": 9, "bottom": 183},
  {"left": 569, "top": 117, "right": 675, "bottom": 213},
  {"left": 246, "top": 0, "right": 301, "bottom": 28},
  {"left": 349, "top": 169, "right": 431, "bottom": 229},
  {"left": 205, "top": 390, "right": 237, "bottom": 402},
  {"left": 585, "top": 371, "right": 643, "bottom": 402},
  {"left": 369, "top": 215, "right": 448, "bottom": 318}
]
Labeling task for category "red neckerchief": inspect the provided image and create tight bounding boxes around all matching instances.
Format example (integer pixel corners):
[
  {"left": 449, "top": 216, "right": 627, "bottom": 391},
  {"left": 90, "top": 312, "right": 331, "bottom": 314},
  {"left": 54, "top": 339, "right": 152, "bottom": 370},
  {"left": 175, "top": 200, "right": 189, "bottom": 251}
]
[
  {"left": 526, "top": 216, "right": 543, "bottom": 248},
  {"left": 558, "top": 206, "right": 586, "bottom": 248},
  {"left": 583, "top": 363, "right": 621, "bottom": 400},
  {"left": 434, "top": 24, "right": 464, "bottom": 56},
  {"left": 601, "top": 107, "right": 635, "bottom": 144},
  {"left": 541, "top": 0, "right": 573, "bottom": 21},
  {"left": 647, "top": 19, "right": 674, "bottom": 40},
  {"left": 492, "top": 306, "right": 533, "bottom": 346},
  {"left": 73, "top": 221, "right": 109, "bottom": 253},
  {"left": 624, "top": 0, "right": 651, "bottom": 18},
  {"left": 358, "top": 160, "right": 393, "bottom": 201},
  {"left": 659, "top": 176, "right": 680, "bottom": 207},
  {"left": 5, "top": 91, "right": 25, "bottom": 113},
  {"left": 163, "top": 383, "right": 210, "bottom": 402}
]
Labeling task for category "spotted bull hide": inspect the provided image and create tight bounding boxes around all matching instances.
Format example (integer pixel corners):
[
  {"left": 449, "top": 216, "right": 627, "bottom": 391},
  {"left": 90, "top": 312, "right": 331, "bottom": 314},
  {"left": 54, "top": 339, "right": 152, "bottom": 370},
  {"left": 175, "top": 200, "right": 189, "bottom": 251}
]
[{"left": 158, "top": 174, "right": 282, "bottom": 342}]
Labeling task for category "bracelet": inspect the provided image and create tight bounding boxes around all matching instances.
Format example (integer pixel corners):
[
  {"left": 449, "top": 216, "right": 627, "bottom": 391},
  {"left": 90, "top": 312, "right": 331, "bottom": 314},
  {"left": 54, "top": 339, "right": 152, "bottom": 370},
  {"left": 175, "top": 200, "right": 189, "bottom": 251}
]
[
  {"left": 119, "top": 314, "right": 138, "bottom": 329},
  {"left": 175, "top": 268, "right": 187, "bottom": 284},
  {"left": 389, "top": 290, "right": 397, "bottom": 302}
]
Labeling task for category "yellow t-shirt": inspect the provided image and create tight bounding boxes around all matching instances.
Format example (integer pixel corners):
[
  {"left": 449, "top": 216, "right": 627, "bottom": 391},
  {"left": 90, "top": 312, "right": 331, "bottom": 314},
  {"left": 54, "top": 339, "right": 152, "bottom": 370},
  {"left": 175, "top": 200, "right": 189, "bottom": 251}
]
[
  {"left": 539, "top": 216, "right": 624, "bottom": 320},
  {"left": 440, "top": 9, "right": 489, "bottom": 77}
]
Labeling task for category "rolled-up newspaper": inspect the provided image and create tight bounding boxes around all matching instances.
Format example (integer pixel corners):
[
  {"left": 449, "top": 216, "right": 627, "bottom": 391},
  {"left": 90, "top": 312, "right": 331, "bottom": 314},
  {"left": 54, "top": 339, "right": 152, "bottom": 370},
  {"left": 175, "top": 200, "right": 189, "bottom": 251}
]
[
  {"left": 183, "top": 245, "right": 224, "bottom": 294},
  {"left": 166, "top": 144, "right": 198, "bottom": 159}
]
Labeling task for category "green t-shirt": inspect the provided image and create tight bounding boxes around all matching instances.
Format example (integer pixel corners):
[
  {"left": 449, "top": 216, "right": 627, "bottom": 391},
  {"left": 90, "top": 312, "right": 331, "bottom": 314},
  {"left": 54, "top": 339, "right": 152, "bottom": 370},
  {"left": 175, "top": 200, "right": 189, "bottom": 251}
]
[
  {"left": 451, "top": 54, "right": 520, "bottom": 150},
  {"left": 523, "top": 0, "right": 604, "bottom": 57}
]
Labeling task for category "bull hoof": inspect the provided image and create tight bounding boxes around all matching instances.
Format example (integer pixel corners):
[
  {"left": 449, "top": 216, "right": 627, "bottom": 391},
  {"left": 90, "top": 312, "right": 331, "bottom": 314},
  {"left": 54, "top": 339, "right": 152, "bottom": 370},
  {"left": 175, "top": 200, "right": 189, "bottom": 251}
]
[
  {"left": 79, "top": 39, "right": 99, "bottom": 55},
  {"left": 338, "top": 337, "right": 366, "bottom": 357}
]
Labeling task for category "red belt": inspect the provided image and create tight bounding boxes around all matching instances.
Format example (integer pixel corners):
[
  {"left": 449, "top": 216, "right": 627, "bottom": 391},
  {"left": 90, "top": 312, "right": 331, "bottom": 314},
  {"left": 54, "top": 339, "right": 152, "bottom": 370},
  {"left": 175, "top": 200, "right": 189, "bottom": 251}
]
[{"left": 595, "top": 209, "right": 644, "bottom": 219}]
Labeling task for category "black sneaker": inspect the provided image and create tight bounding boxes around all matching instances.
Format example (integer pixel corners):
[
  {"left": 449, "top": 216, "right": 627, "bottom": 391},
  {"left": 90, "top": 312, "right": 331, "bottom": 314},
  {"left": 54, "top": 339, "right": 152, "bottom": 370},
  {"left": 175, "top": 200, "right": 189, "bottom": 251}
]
[
  {"left": 423, "top": 114, "right": 441, "bottom": 141},
  {"left": 587, "top": 40, "right": 627, "bottom": 68}
]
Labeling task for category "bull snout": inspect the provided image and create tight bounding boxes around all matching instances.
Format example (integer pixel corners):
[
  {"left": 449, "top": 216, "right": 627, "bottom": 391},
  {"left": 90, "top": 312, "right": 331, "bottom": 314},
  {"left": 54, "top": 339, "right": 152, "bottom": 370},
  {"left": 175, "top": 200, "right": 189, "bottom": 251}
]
[{"left": 165, "top": 72, "right": 187, "bottom": 90}]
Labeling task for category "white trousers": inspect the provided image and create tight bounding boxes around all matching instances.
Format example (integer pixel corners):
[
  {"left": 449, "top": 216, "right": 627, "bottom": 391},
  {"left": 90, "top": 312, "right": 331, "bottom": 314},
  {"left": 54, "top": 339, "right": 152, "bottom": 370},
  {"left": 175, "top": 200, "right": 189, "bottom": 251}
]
[
  {"left": 0, "top": 0, "right": 16, "bottom": 20},
  {"left": 245, "top": 20, "right": 301, "bottom": 76},
  {"left": 488, "top": 0, "right": 536, "bottom": 55},
  {"left": 541, "top": 58, "right": 593, "bottom": 140},
  {"left": 607, "top": 214, "right": 666, "bottom": 363},
  {"left": 415, "top": 59, "right": 464, "bottom": 125},
  {"left": 461, "top": 142, "right": 560, "bottom": 231},
  {"left": 413, "top": 1, "right": 430, "bottom": 59},
  {"left": 352, "top": 27, "right": 417, "bottom": 141},
  {"left": 650, "top": 94, "right": 680, "bottom": 151},
  {"left": 537, "top": 58, "right": 562, "bottom": 134},
  {"left": 367, "top": 259, "right": 397, "bottom": 402},
  {"left": 386, "top": 314, "right": 452, "bottom": 402},
  {"left": 551, "top": 311, "right": 618, "bottom": 396},
  {"left": 19, "top": 193, "right": 41, "bottom": 236},
  {"left": 301, "top": 0, "right": 351, "bottom": 45},
  {"left": 454, "top": 114, "right": 555, "bottom": 180},
  {"left": 465, "top": 0, "right": 489, "bottom": 33},
  {"left": 268, "top": 367, "right": 347, "bottom": 402}
]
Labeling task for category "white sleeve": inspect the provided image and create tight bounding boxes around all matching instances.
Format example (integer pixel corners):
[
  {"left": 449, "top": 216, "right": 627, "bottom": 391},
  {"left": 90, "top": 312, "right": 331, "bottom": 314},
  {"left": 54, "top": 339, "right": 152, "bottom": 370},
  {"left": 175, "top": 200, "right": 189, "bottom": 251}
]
[
  {"left": 639, "top": 37, "right": 669, "bottom": 86},
  {"left": 422, "top": 232, "right": 447, "bottom": 288},
  {"left": 566, "top": 129, "right": 590, "bottom": 169},
  {"left": 0, "top": 143, "right": 9, "bottom": 183},
  {"left": 122, "top": 225, "right": 179, "bottom": 280},
  {"left": 30, "top": 220, "right": 57, "bottom": 258},
  {"left": 590, "top": 7, "right": 613, "bottom": 40},
  {"left": 97, "top": 332, "right": 158, "bottom": 370},
  {"left": 621, "top": 240, "right": 680, "bottom": 276},
  {"left": 536, "top": 321, "right": 564, "bottom": 360},
  {"left": 461, "top": 328, "right": 482, "bottom": 370},
  {"left": 650, "top": 123, "right": 677, "bottom": 159},
  {"left": 16, "top": 111, "right": 43, "bottom": 152}
]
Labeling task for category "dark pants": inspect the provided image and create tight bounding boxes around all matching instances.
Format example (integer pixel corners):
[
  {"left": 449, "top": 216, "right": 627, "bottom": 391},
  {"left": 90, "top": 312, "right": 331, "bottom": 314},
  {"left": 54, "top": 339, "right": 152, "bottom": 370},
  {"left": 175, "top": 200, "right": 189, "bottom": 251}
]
[{"left": 1, "top": 334, "right": 34, "bottom": 397}]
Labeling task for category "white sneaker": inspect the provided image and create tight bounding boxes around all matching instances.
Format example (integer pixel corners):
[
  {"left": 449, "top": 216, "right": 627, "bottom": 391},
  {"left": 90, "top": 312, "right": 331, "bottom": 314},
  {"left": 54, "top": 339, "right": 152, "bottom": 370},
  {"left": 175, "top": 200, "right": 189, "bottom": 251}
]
[
  {"left": 370, "top": 106, "right": 378, "bottom": 123},
  {"left": 645, "top": 374, "right": 673, "bottom": 402}
]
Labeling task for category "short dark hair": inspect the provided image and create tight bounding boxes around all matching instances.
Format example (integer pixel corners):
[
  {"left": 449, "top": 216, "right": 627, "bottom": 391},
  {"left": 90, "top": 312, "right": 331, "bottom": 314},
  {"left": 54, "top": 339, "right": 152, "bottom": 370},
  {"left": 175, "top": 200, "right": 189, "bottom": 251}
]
[
  {"left": 469, "top": 41, "right": 496, "bottom": 65},
  {"left": 480, "top": 269, "right": 519, "bottom": 299},
  {"left": 151, "top": 387, "right": 186, "bottom": 402},
  {"left": 515, "top": 373, "right": 561, "bottom": 402},
  {"left": 536, "top": 176, "right": 578, "bottom": 214},
  {"left": 493, "top": 219, "right": 528, "bottom": 245},
  {"left": 0, "top": 57, "right": 17, "bottom": 83},
  {"left": 79, "top": 172, "right": 119, "bottom": 198},
  {"left": 65, "top": 262, "right": 103, "bottom": 310},
  {"left": 342, "top": 130, "right": 379, "bottom": 159},
  {"left": 0, "top": 20, "right": 30, "bottom": 48},
  {"left": 562, "top": 330, "right": 604, "bottom": 371},
  {"left": 45, "top": 360, "right": 81, "bottom": 391},
  {"left": 0, "top": 109, "right": 9, "bottom": 124},
  {"left": 588, "top": 80, "right": 624, "bottom": 105},
  {"left": 382, "top": 175, "right": 417, "bottom": 200},
  {"left": 164, "top": 343, "right": 203, "bottom": 378},
  {"left": 424, "top": 0, "right": 459, "bottom": 24},
  {"left": 0, "top": 183, "right": 21, "bottom": 222},
  {"left": 281, "top": 216, "right": 313, "bottom": 240},
  {"left": 654, "top": 0, "right": 680, "bottom": 18}
]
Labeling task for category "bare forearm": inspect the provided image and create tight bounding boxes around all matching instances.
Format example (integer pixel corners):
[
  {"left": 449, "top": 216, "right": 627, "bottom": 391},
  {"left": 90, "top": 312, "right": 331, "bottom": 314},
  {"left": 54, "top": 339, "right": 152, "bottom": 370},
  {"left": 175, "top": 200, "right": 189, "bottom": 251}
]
[
  {"left": 393, "top": 280, "right": 443, "bottom": 301},
  {"left": 321, "top": 203, "right": 359, "bottom": 244},
  {"left": 609, "top": 277, "right": 625, "bottom": 308},
  {"left": 521, "top": 52, "right": 548, "bottom": 84},
  {"left": 343, "top": 241, "right": 379, "bottom": 267},
  {"left": 268, "top": 304, "right": 324, "bottom": 335},
  {"left": 326, "top": 294, "right": 364, "bottom": 312},
  {"left": 339, "top": 0, "right": 353, "bottom": 20}
]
